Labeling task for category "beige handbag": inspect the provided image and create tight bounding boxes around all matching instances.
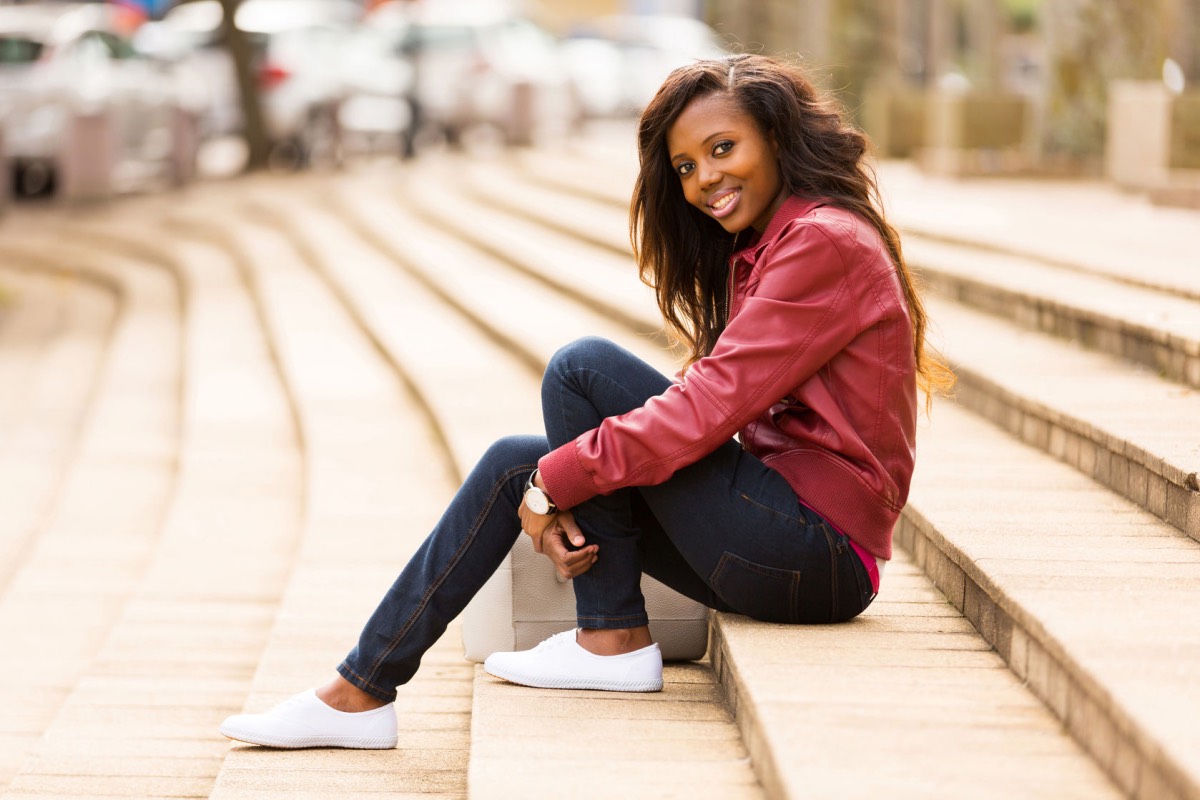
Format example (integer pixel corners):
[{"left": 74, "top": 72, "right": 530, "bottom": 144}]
[{"left": 461, "top": 534, "right": 710, "bottom": 662}]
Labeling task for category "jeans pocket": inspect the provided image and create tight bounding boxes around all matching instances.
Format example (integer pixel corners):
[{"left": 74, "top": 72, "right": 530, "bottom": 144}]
[
  {"left": 710, "top": 551, "right": 802, "bottom": 623},
  {"left": 844, "top": 541, "right": 877, "bottom": 617}
]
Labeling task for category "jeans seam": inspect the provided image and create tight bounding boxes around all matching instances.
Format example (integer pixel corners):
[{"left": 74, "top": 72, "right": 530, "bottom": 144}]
[
  {"left": 557, "top": 365, "right": 645, "bottom": 443},
  {"left": 737, "top": 491, "right": 806, "bottom": 524},
  {"left": 848, "top": 546, "right": 874, "bottom": 611},
  {"left": 558, "top": 364, "right": 705, "bottom": 485},
  {"left": 338, "top": 661, "right": 392, "bottom": 700},
  {"left": 362, "top": 462, "right": 534, "bottom": 684},
  {"left": 822, "top": 524, "right": 840, "bottom": 623}
]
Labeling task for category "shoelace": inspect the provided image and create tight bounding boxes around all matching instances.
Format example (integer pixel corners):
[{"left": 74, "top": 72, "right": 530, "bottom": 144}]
[
  {"left": 533, "top": 629, "right": 577, "bottom": 653},
  {"left": 274, "top": 691, "right": 315, "bottom": 711}
]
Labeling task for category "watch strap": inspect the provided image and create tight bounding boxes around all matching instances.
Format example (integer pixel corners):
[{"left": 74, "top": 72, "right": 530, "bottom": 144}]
[{"left": 524, "top": 469, "right": 557, "bottom": 515}]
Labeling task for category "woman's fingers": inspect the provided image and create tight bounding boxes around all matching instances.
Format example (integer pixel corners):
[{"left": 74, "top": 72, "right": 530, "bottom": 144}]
[
  {"left": 556, "top": 510, "right": 586, "bottom": 547},
  {"left": 544, "top": 529, "right": 598, "bottom": 579}
]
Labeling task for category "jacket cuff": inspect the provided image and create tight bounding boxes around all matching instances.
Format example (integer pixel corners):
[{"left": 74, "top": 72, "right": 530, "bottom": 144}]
[{"left": 538, "top": 443, "right": 598, "bottom": 511}]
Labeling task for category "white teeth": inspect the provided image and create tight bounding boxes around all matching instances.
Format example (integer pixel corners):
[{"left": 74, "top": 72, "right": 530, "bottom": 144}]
[{"left": 711, "top": 192, "right": 737, "bottom": 210}]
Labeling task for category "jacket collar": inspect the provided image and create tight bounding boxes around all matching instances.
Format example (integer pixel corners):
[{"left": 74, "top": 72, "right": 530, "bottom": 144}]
[{"left": 731, "top": 195, "right": 826, "bottom": 268}]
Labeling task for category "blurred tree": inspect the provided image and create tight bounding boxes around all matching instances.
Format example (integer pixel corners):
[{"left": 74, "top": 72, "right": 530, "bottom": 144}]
[
  {"left": 1039, "top": 0, "right": 1175, "bottom": 164},
  {"left": 1004, "top": 0, "right": 1038, "bottom": 32},
  {"left": 827, "top": 0, "right": 890, "bottom": 119},
  {"left": 217, "top": 0, "right": 270, "bottom": 170}
]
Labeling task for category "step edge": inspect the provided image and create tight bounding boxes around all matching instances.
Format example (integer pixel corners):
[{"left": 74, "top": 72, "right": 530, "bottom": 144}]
[{"left": 896, "top": 502, "right": 1200, "bottom": 800}]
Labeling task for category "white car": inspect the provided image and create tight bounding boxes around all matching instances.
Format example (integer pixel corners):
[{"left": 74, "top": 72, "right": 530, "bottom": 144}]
[
  {"left": 336, "top": 22, "right": 414, "bottom": 157},
  {"left": 146, "top": 0, "right": 360, "bottom": 168},
  {"left": 365, "top": 1, "right": 576, "bottom": 148},
  {"left": 0, "top": 3, "right": 183, "bottom": 196},
  {"left": 562, "top": 15, "right": 729, "bottom": 117}
]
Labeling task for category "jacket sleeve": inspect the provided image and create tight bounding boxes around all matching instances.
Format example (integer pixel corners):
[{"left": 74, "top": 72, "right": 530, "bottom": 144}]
[{"left": 538, "top": 219, "right": 866, "bottom": 510}]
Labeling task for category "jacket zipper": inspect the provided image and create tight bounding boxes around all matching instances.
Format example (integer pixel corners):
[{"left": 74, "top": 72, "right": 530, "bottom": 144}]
[{"left": 725, "top": 257, "right": 736, "bottom": 326}]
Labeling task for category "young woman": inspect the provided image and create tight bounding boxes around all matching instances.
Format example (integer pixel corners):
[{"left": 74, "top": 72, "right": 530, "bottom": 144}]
[{"left": 220, "top": 53, "right": 952, "bottom": 749}]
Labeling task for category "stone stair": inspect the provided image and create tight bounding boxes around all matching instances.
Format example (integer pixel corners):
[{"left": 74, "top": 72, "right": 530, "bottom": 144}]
[
  {"left": 475, "top": 142, "right": 1200, "bottom": 800},
  {"left": 248, "top": 179, "right": 764, "bottom": 800},
  {"left": 0, "top": 266, "right": 117, "bottom": 597},
  {"left": 0, "top": 126, "right": 1195, "bottom": 799},
  {"left": 0, "top": 216, "right": 307, "bottom": 799},
  {"left": 165, "top": 195, "right": 473, "bottom": 798},
  {"left": 0, "top": 230, "right": 185, "bottom": 798},
  {"left": 377, "top": 155, "right": 1127, "bottom": 799}
]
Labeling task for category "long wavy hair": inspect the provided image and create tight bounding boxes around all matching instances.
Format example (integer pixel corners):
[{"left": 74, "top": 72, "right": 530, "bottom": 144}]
[{"left": 631, "top": 53, "right": 954, "bottom": 405}]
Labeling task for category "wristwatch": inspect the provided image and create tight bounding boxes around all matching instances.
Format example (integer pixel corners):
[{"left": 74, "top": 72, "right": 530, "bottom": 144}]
[{"left": 523, "top": 469, "right": 558, "bottom": 516}]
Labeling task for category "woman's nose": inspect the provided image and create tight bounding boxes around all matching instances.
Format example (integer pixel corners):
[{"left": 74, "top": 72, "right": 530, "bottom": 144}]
[{"left": 697, "top": 160, "right": 721, "bottom": 190}]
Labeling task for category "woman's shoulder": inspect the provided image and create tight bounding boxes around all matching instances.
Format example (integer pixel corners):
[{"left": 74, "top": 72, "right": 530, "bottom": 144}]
[
  {"left": 763, "top": 202, "right": 858, "bottom": 258},
  {"left": 763, "top": 202, "right": 892, "bottom": 278}
]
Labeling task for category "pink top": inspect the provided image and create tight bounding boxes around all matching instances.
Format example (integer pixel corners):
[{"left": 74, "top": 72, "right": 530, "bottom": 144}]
[
  {"left": 801, "top": 500, "right": 881, "bottom": 595},
  {"left": 850, "top": 539, "right": 882, "bottom": 595}
]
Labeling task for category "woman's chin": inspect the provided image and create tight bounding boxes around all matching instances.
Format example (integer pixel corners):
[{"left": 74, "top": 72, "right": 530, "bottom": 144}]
[{"left": 712, "top": 215, "right": 742, "bottom": 234}]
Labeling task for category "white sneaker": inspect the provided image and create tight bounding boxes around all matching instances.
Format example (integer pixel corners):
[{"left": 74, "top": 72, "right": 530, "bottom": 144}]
[
  {"left": 219, "top": 689, "right": 398, "bottom": 749},
  {"left": 484, "top": 629, "right": 663, "bottom": 692}
]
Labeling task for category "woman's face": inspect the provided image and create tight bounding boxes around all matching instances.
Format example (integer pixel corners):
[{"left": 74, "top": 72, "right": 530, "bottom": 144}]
[{"left": 666, "top": 92, "right": 786, "bottom": 234}]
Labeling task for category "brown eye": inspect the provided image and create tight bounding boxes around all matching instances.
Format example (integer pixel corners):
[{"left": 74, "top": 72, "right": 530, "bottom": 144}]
[
  {"left": 676, "top": 162, "right": 695, "bottom": 177},
  {"left": 713, "top": 140, "right": 734, "bottom": 156}
]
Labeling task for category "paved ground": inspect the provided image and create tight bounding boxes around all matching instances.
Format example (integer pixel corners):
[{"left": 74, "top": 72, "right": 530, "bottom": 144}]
[{"left": 0, "top": 125, "right": 1196, "bottom": 799}]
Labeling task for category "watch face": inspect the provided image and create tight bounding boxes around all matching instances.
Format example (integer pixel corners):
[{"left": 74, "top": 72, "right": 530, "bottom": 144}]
[{"left": 525, "top": 487, "right": 550, "bottom": 515}]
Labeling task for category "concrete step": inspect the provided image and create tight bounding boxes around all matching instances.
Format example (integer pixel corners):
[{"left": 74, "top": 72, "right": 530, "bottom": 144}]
[
  {"left": 380, "top": 158, "right": 1123, "bottom": 799},
  {"left": 0, "top": 226, "right": 305, "bottom": 800},
  {"left": 532, "top": 127, "right": 1200, "bottom": 303},
  {"left": 0, "top": 235, "right": 183, "bottom": 796},
  {"left": 876, "top": 160, "right": 1200, "bottom": 303},
  {"left": 476, "top": 155, "right": 1200, "bottom": 405},
  {"left": 338, "top": 166, "right": 672, "bottom": 379},
  {"left": 398, "top": 162, "right": 661, "bottom": 342},
  {"left": 901, "top": 399, "right": 1200, "bottom": 800},
  {"left": 0, "top": 266, "right": 117, "bottom": 594},
  {"left": 513, "top": 147, "right": 636, "bottom": 211},
  {"left": 931, "top": 297, "right": 1199, "bottom": 542},
  {"left": 497, "top": 139, "right": 1200, "bottom": 797},
  {"left": 0, "top": 271, "right": 86, "bottom": 449},
  {"left": 252, "top": 176, "right": 766, "bottom": 799},
  {"left": 908, "top": 236, "right": 1200, "bottom": 389},
  {"left": 243, "top": 176, "right": 542, "bottom": 474},
  {"left": 166, "top": 183, "right": 473, "bottom": 799},
  {"left": 466, "top": 158, "right": 632, "bottom": 258},
  {"left": 451, "top": 155, "right": 1200, "bottom": 543}
]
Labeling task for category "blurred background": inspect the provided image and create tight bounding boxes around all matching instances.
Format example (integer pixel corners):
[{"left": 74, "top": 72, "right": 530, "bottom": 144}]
[{"left": 0, "top": 0, "right": 1197, "bottom": 206}]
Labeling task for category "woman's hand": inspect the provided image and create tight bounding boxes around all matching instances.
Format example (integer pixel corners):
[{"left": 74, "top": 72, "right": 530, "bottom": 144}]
[
  {"left": 518, "top": 500, "right": 557, "bottom": 545},
  {"left": 518, "top": 501, "right": 598, "bottom": 579},
  {"left": 539, "top": 511, "right": 599, "bottom": 580}
]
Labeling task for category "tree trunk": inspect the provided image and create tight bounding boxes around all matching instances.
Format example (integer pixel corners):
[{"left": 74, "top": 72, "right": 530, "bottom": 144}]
[{"left": 218, "top": 0, "right": 270, "bottom": 171}]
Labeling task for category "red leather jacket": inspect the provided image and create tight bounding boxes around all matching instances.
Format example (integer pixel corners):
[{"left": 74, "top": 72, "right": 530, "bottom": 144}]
[{"left": 538, "top": 196, "right": 917, "bottom": 560}]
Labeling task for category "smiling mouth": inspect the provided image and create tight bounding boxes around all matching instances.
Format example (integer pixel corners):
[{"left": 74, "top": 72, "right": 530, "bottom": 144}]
[{"left": 708, "top": 190, "right": 740, "bottom": 218}]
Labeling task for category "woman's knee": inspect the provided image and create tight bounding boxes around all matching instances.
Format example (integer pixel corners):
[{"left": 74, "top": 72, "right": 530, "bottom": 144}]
[
  {"left": 544, "top": 337, "right": 629, "bottom": 389},
  {"left": 478, "top": 435, "right": 547, "bottom": 476}
]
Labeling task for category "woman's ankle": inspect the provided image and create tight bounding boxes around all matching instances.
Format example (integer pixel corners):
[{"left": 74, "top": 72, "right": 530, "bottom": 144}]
[
  {"left": 576, "top": 625, "right": 654, "bottom": 656},
  {"left": 316, "top": 675, "right": 390, "bottom": 712}
]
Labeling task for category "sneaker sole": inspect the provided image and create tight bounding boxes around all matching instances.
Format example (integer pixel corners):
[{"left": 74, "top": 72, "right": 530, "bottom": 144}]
[
  {"left": 220, "top": 724, "right": 397, "bottom": 749},
  {"left": 483, "top": 665, "right": 663, "bottom": 693}
]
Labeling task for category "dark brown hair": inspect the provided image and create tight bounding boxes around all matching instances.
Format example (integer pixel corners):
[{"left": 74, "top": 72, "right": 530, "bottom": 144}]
[{"left": 631, "top": 53, "right": 954, "bottom": 405}]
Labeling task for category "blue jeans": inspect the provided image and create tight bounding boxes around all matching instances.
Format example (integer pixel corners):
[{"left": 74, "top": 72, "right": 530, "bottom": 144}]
[{"left": 338, "top": 337, "right": 874, "bottom": 702}]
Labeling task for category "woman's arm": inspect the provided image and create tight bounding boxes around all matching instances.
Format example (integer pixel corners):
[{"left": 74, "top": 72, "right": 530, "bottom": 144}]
[{"left": 539, "top": 218, "right": 882, "bottom": 509}]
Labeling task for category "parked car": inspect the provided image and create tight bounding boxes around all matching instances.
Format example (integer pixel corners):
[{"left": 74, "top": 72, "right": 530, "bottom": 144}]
[
  {"left": 365, "top": 1, "right": 576, "bottom": 148},
  {"left": 336, "top": 21, "right": 414, "bottom": 157},
  {"left": 145, "top": 0, "right": 360, "bottom": 168},
  {"left": 0, "top": 2, "right": 183, "bottom": 197},
  {"left": 562, "top": 14, "right": 728, "bottom": 117}
]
